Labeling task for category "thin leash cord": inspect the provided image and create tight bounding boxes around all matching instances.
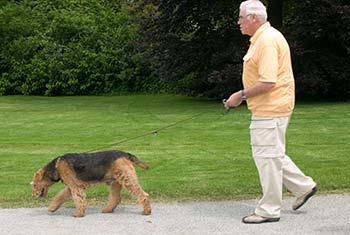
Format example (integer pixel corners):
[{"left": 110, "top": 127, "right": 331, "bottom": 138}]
[{"left": 85, "top": 111, "right": 207, "bottom": 153}]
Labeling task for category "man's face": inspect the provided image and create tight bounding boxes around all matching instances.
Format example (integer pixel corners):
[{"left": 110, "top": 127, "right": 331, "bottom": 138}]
[{"left": 238, "top": 8, "right": 253, "bottom": 36}]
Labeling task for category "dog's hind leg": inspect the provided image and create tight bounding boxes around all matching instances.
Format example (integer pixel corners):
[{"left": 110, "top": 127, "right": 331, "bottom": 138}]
[
  {"left": 102, "top": 181, "right": 122, "bottom": 213},
  {"left": 48, "top": 187, "right": 71, "bottom": 212},
  {"left": 118, "top": 170, "right": 152, "bottom": 215}
]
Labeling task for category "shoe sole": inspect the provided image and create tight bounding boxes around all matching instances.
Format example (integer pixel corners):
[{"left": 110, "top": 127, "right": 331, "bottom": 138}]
[
  {"left": 293, "top": 185, "right": 319, "bottom": 211},
  {"left": 242, "top": 217, "right": 280, "bottom": 224}
]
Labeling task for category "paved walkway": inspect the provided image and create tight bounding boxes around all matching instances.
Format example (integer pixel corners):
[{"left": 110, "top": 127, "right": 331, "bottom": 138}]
[{"left": 0, "top": 194, "right": 349, "bottom": 235}]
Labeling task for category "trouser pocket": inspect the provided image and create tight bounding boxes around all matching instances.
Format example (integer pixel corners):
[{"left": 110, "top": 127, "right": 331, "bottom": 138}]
[{"left": 249, "top": 118, "right": 284, "bottom": 158}]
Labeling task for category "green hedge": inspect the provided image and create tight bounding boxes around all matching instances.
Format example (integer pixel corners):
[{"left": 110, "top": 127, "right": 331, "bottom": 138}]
[{"left": 0, "top": 0, "right": 161, "bottom": 95}]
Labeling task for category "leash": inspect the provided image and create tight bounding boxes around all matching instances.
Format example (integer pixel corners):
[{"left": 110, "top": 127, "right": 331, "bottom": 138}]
[
  {"left": 222, "top": 99, "right": 235, "bottom": 114},
  {"left": 85, "top": 112, "right": 205, "bottom": 153},
  {"left": 85, "top": 102, "right": 234, "bottom": 153}
]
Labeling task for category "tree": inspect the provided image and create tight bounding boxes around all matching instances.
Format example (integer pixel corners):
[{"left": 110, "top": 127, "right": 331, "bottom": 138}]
[
  {"left": 267, "top": 0, "right": 283, "bottom": 29},
  {"left": 131, "top": 0, "right": 350, "bottom": 100},
  {"left": 0, "top": 0, "right": 160, "bottom": 95},
  {"left": 284, "top": 0, "right": 350, "bottom": 100},
  {"left": 130, "top": 0, "right": 246, "bottom": 98}
]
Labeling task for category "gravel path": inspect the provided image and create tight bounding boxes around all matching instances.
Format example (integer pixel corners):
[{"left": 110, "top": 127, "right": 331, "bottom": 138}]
[{"left": 1, "top": 194, "right": 349, "bottom": 235}]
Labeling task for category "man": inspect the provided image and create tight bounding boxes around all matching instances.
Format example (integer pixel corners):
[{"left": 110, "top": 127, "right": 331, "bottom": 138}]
[{"left": 224, "top": 0, "right": 318, "bottom": 224}]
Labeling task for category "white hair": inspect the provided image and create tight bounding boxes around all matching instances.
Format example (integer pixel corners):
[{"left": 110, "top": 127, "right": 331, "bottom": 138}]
[{"left": 240, "top": 0, "right": 267, "bottom": 22}]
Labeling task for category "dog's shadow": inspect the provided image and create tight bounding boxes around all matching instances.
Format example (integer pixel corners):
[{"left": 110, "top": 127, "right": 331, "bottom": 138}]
[{"left": 46, "top": 206, "right": 143, "bottom": 217}]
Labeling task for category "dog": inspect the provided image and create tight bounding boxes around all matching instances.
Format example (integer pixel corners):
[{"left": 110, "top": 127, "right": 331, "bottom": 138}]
[{"left": 31, "top": 150, "right": 151, "bottom": 217}]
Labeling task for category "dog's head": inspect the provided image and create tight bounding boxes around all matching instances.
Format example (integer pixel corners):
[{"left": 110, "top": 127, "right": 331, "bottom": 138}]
[{"left": 31, "top": 168, "right": 54, "bottom": 197}]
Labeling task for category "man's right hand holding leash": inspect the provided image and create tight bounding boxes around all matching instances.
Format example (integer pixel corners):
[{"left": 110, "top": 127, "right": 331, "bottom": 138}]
[{"left": 223, "top": 90, "right": 245, "bottom": 108}]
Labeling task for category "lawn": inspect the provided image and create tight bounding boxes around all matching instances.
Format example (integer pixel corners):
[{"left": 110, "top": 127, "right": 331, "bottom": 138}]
[{"left": 0, "top": 95, "right": 349, "bottom": 208}]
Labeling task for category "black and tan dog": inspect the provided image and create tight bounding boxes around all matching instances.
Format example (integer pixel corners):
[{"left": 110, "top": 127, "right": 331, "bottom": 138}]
[{"left": 31, "top": 150, "right": 151, "bottom": 217}]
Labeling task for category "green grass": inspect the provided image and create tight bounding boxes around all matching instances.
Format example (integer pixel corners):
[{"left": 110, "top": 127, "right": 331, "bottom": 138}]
[{"left": 0, "top": 95, "right": 349, "bottom": 208}]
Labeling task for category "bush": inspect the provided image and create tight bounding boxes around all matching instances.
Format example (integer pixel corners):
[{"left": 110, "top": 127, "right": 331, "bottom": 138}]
[
  {"left": 129, "top": 0, "right": 246, "bottom": 99},
  {"left": 0, "top": 0, "right": 161, "bottom": 95},
  {"left": 130, "top": 0, "right": 350, "bottom": 100},
  {"left": 285, "top": 0, "right": 350, "bottom": 100}
]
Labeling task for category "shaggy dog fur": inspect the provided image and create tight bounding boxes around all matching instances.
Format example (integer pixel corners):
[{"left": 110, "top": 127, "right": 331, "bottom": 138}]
[{"left": 31, "top": 150, "right": 151, "bottom": 217}]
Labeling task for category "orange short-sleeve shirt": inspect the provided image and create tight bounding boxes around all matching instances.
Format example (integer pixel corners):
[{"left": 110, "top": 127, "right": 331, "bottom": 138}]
[{"left": 243, "top": 22, "right": 295, "bottom": 117}]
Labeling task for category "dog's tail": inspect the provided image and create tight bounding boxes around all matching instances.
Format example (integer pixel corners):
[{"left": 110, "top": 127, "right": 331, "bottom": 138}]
[{"left": 125, "top": 153, "right": 149, "bottom": 170}]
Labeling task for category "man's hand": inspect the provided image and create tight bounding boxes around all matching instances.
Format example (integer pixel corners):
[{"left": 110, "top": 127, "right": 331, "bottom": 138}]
[
  {"left": 223, "top": 82, "right": 276, "bottom": 108},
  {"left": 223, "top": 91, "right": 243, "bottom": 108}
]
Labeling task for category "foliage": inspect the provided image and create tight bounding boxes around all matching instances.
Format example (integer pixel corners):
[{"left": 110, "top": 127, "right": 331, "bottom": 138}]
[
  {"left": 130, "top": 0, "right": 350, "bottom": 100},
  {"left": 0, "top": 0, "right": 162, "bottom": 95},
  {"left": 129, "top": 0, "right": 246, "bottom": 99},
  {"left": 1, "top": 0, "right": 349, "bottom": 99},
  {"left": 284, "top": 0, "right": 350, "bottom": 100}
]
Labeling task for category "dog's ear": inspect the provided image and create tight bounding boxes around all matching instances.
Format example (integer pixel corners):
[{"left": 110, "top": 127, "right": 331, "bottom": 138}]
[{"left": 33, "top": 168, "right": 45, "bottom": 181}]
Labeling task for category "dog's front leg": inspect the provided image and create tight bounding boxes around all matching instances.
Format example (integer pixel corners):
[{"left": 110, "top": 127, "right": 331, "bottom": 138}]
[
  {"left": 48, "top": 187, "right": 71, "bottom": 212},
  {"left": 70, "top": 187, "right": 87, "bottom": 217}
]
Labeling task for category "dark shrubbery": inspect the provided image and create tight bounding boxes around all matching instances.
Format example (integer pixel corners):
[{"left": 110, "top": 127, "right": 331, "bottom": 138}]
[
  {"left": 285, "top": 0, "right": 350, "bottom": 100},
  {"left": 129, "top": 0, "right": 246, "bottom": 99},
  {"left": 130, "top": 0, "right": 350, "bottom": 100},
  {"left": 0, "top": 0, "right": 162, "bottom": 95}
]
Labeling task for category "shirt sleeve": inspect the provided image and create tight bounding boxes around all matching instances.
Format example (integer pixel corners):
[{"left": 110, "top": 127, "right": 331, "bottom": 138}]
[{"left": 258, "top": 45, "right": 278, "bottom": 83}]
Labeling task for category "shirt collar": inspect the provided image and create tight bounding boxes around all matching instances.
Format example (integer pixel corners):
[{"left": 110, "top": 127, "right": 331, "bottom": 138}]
[{"left": 250, "top": 22, "right": 271, "bottom": 44}]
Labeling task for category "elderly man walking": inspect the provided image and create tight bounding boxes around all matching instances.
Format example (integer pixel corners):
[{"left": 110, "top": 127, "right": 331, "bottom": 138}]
[{"left": 224, "top": 0, "right": 318, "bottom": 224}]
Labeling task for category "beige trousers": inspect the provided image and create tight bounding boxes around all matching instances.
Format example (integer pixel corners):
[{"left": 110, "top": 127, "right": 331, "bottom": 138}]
[{"left": 249, "top": 115, "right": 316, "bottom": 218}]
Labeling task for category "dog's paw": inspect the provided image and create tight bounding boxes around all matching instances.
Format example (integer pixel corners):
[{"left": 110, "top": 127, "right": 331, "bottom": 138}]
[
  {"left": 143, "top": 209, "right": 152, "bottom": 215},
  {"left": 73, "top": 211, "right": 85, "bottom": 217},
  {"left": 48, "top": 205, "right": 59, "bottom": 212},
  {"left": 101, "top": 208, "right": 114, "bottom": 213}
]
